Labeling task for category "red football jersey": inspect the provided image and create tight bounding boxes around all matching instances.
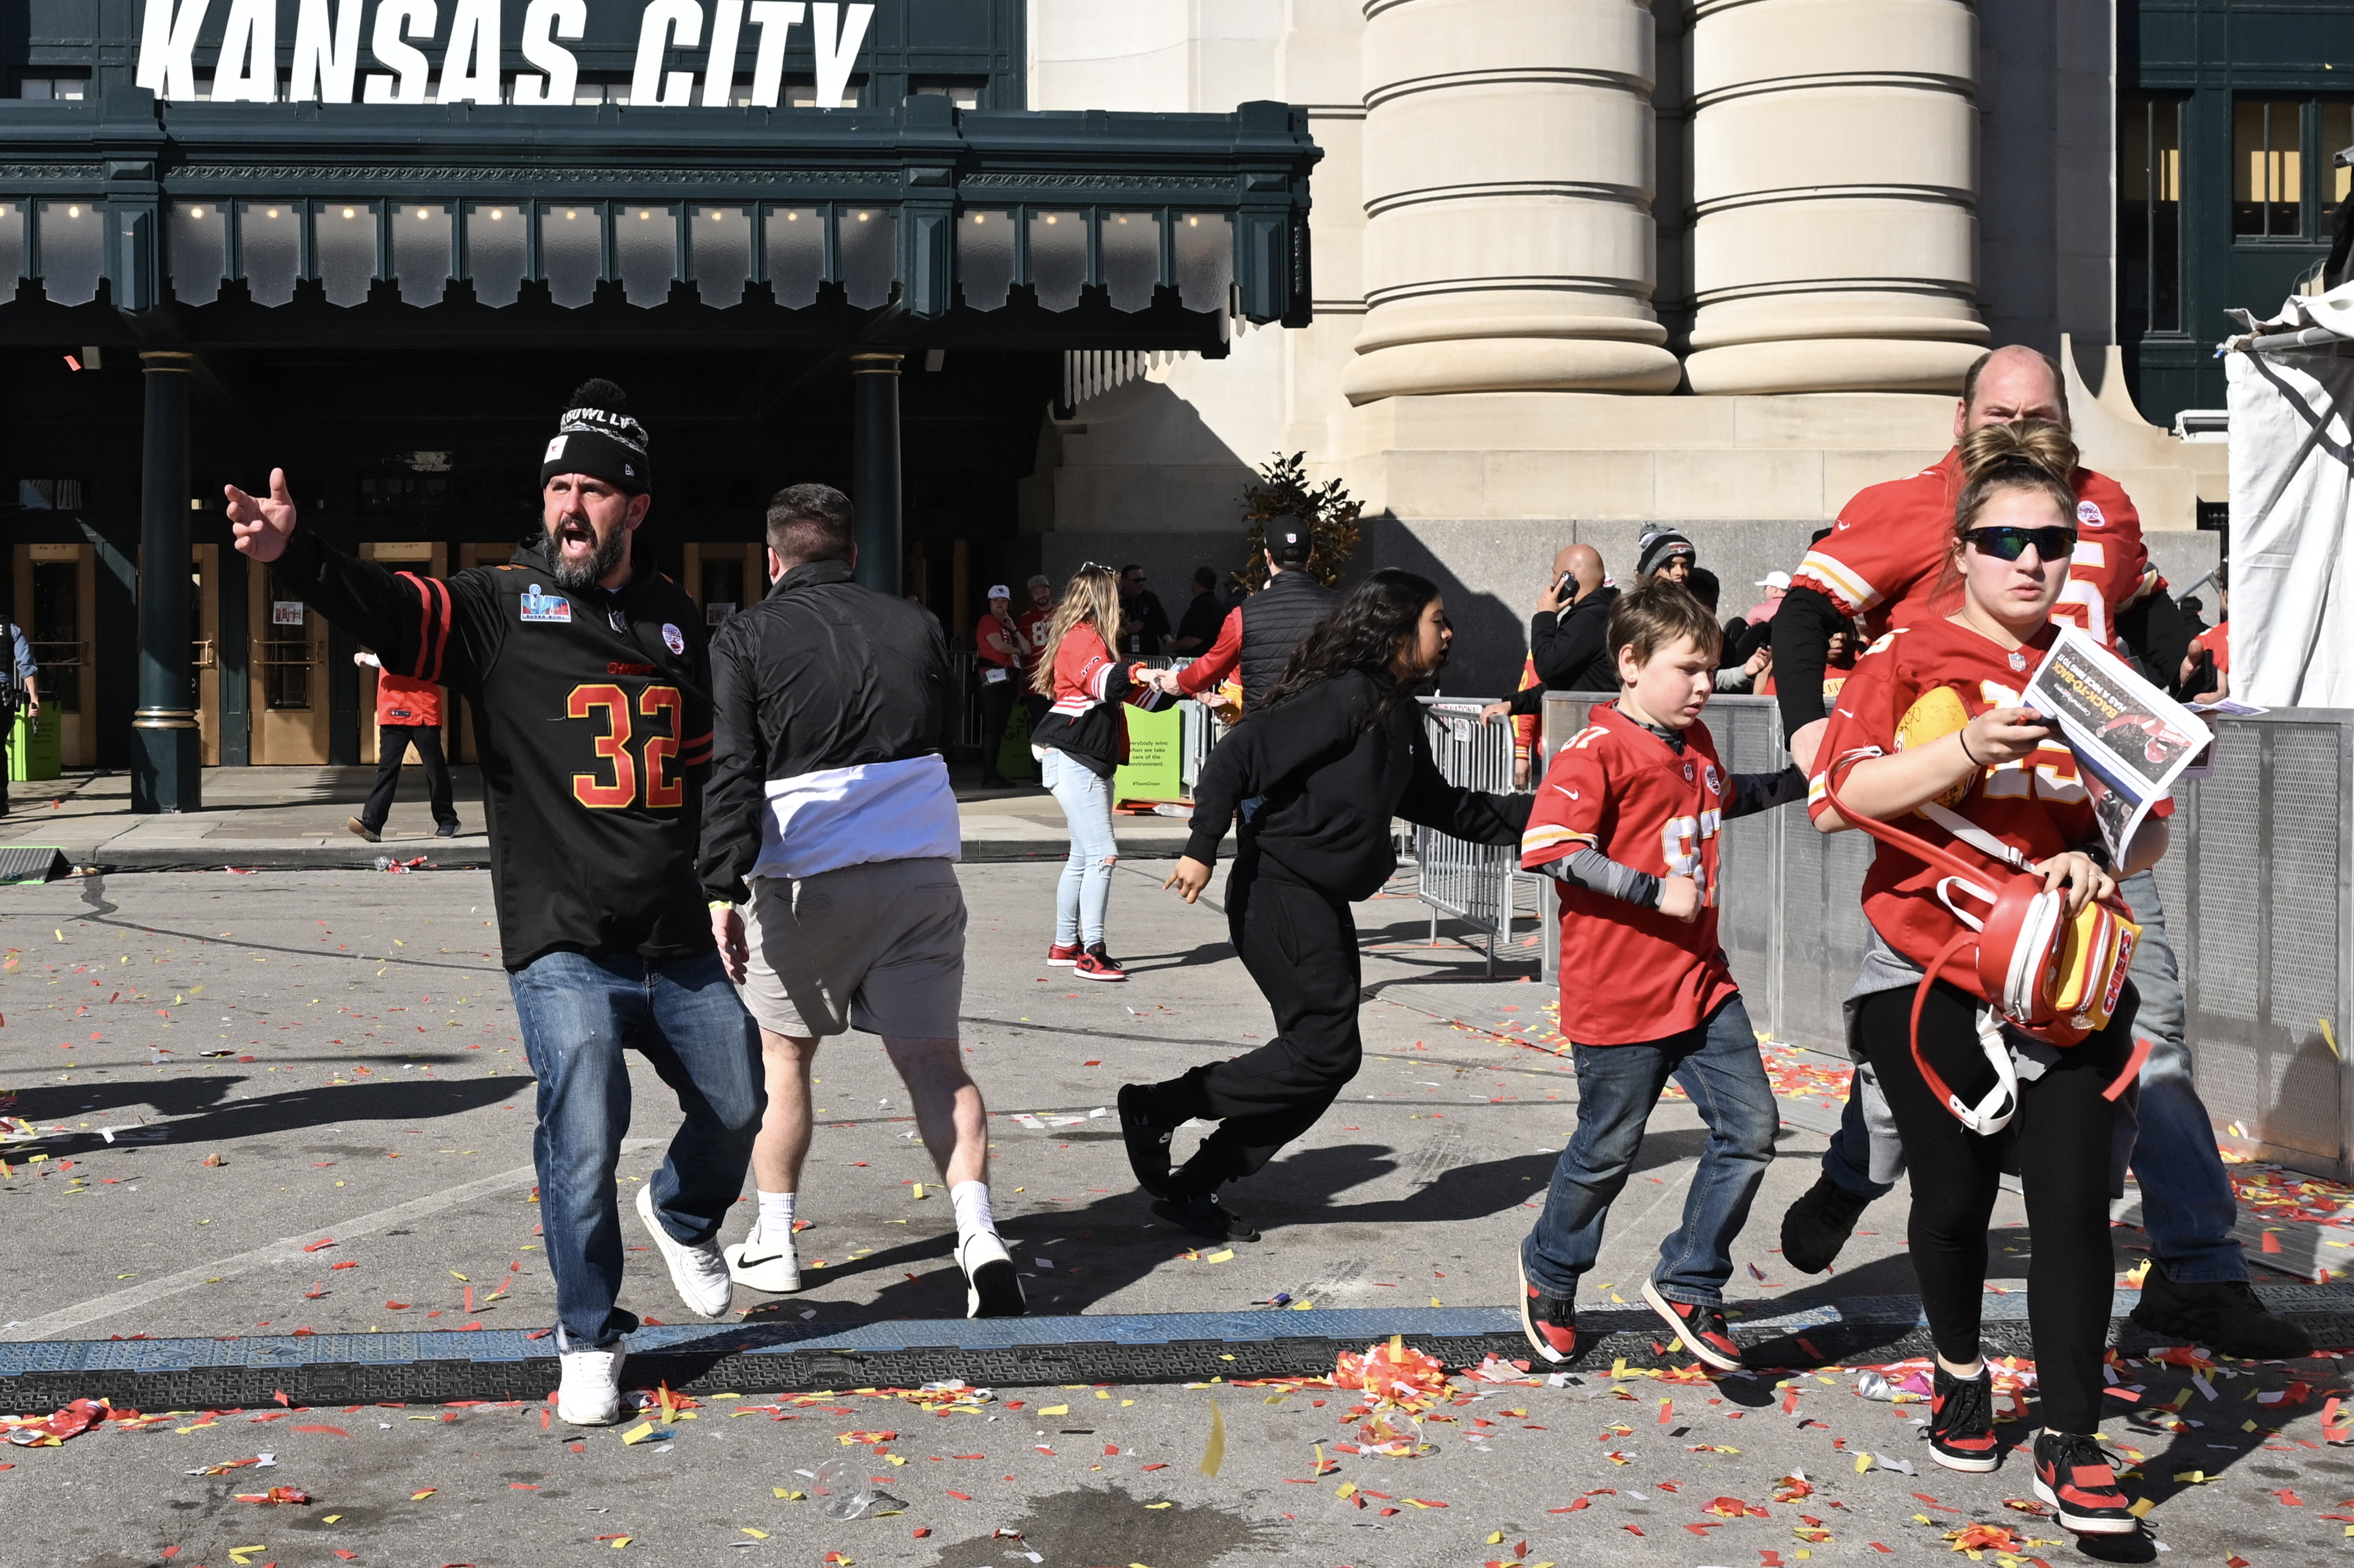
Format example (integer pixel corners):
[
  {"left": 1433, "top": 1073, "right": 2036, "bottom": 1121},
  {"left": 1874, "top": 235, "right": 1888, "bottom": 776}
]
[
  {"left": 1520, "top": 704, "right": 1744, "bottom": 1046},
  {"left": 1805, "top": 617, "right": 2102, "bottom": 996},
  {"left": 1017, "top": 606, "right": 1053, "bottom": 655},
  {"left": 1794, "top": 449, "right": 2162, "bottom": 652}
]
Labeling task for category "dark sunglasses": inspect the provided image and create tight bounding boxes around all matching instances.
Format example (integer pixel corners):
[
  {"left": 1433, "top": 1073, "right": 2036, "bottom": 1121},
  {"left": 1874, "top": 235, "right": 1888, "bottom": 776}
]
[{"left": 1965, "top": 525, "right": 2076, "bottom": 562}]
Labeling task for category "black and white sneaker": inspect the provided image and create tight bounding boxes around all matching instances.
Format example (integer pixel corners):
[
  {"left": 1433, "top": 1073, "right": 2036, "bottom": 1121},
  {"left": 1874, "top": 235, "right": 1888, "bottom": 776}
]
[
  {"left": 2033, "top": 1430, "right": 2139, "bottom": 1534},
  {"left": 955, "top": 1230, "right": 1026, "bottom": 1318},
  {"left": 1118, "top": 1084, "right": 1175, "bottom": 1196},
  {"left": 1151, "top": 1190, "right": 1259, "bottom": 1243},
  {"left": 723, "top": 1217, "right": 801, "bottom": 1294}
]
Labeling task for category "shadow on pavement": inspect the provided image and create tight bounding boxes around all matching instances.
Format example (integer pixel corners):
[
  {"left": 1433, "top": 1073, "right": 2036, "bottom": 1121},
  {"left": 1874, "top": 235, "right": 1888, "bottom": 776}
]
[{"left": 6, "top": 1075, "right": 532, "bottom": 1155}]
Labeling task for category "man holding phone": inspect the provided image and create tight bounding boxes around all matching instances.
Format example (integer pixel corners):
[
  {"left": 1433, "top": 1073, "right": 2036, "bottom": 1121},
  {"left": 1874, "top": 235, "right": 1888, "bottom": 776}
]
[{"left": 1482, "top": 543, "right": 1619, "bottom": 728}]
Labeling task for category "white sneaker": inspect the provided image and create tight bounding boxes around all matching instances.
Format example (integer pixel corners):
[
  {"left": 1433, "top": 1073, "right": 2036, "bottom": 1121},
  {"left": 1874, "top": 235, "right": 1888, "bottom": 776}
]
[
  {"left": 556, "top": 1341, "right": 626, "bottom": 1426},
  {"left": 955, "top": 1230, "right": 1026, "bottom": 1318},
  {"left": 634, "top": 1183, "right": 734, "bottom": 1317},
  {"left": 723, "top": 1218, "right": 803, "bottom": 1294}
]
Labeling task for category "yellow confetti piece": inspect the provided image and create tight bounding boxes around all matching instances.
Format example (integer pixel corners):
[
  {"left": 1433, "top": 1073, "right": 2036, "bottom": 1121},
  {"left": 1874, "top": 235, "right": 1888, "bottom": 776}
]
[
  {"left": 1612, "top": 1358, "right": 1629, "bottom": 1379},
  {"left": 740, "top": 1527, "right": 770, "bottom": 1538},
  {"left": 1290, "top": 1299, "right": 1313, "bottom": 1310},
  {"left": 1204, "top": 1249, "right": 1235, "bottom": 1264},
  {"left": 1335, "top": 1482, "right": 1357, "bottom": 1499},
  {"left": 912, "top": 1183, "right": 927, "bottom": 1199},
  {"left": 323, "top": 1515, "right": 343, "bottom": 1524},
  {"left": 772, "top": 1489, "right": 806, "bottom": 1500},
  {"left": 1854, "top": 1452, "right": 1875, "bottom": 1473},
  {"left": 1430, "top": 1297, "right": 1443, "bottom": 1308},
  {"left": 1199, "top": 1399, "right": 1226, "bottom": 1477},
  {"left": 620, "top": 1422, "right": 657, "bottom": 1445},
  {"left": 450, "top": 1271, "right": 469, "bottom": 1281},
  {"left": 2128, "top": 1498, "right": 2155, "bottom": 1518},
  {"left": 608, "top": 1538, "right": 631, "bottom": 1550},
  {"left": 1488, "top": 1531, "right": 1507, "bottom": 1544},
  {"left": 409, "top": 1488, "right": 436, "bottom": 1500},
  {"left": 1038, "top": 1405, "right": 1069, "bottom": 1416},
  {"left": 2324, "top": 1018, "right": 2341, "bottom": 1059},
  {"left": 1146, "top": 1501, "right": 1173, "bottom": 1509}
]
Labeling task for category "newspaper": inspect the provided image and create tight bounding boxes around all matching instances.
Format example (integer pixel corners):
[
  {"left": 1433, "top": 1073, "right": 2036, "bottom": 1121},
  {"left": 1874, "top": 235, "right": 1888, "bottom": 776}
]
[
  {"left": 2020, "top": 625, "right": 2213, "bottom": 862},
  {"left": 2180, "top": 698, "right": 2268, "bottom": 782}
]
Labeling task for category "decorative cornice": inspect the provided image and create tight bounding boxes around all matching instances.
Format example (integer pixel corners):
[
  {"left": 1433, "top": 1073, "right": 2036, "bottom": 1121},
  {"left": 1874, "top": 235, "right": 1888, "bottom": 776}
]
[
  {"left": 0, "top": 163, "right": 106, "bottom": 180},
  {"left": 166, "top": 165, "right": 890, "bottom": 186},
  {"left": 964, "top": 172, "right": 1233, "bottom": 191}
]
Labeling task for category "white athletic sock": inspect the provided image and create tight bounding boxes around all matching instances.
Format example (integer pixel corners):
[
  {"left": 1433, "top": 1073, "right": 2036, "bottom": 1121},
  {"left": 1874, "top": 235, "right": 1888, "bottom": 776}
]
[
  {"left": 949, "top": 1180, "right": 994, "bottom": 1241},
  {"left": 757, "top": 1190, "right": 797, "bottom": 1242}
]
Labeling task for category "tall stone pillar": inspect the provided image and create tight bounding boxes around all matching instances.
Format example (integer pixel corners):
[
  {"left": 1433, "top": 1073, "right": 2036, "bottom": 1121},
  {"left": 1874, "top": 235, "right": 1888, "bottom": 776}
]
[
  {"left": 133, "top": 350, "right": 202, "bottom": 813},
  {"left": 1682, "top": 0, "right": 1987, "bottom": 394},
  {"left": 1342, "top": 0, "right": 1681, "bottom": 403}
]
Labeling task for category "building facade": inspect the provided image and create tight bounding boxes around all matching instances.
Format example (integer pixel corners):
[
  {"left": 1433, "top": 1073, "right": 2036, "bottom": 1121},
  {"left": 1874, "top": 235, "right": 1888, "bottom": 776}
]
[{"left": 1026, "top": 1, "right": 2274, "bottom": 690}]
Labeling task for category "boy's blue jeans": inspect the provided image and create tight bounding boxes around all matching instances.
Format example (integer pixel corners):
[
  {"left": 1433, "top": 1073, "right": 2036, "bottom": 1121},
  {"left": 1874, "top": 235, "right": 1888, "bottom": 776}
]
[
  {"left": 1520, "top": 994, "right": 1778, "bottom": 1308},
  {"left": 508, "top": 948, "right": 764, "bottom": 1347}
]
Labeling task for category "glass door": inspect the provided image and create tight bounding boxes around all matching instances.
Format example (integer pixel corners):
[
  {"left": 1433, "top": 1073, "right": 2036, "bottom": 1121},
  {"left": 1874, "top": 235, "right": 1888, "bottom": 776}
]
[{"left": 250, "top": 556, "right": 330, "bottom": 764}]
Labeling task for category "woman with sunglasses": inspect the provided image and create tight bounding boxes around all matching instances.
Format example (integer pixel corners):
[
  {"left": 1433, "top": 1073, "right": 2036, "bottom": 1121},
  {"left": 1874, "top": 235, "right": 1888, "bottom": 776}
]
[{"left": 1807, "top": 420, "right": 2168, "bottom": 1537}]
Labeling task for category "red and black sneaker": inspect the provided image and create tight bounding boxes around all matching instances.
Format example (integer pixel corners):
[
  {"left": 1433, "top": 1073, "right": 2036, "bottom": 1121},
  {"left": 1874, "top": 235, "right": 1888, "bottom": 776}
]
[
  {"left": 1075, "top": 944, "right": 1127, "bottom": 982},
  {"left": 1641, "top": 1280, "right": 1742, "bottom": 1372},
  {"left": 1046, "top": 942, "right": 1082, "bottom": 967},
  {"left": 1516, "top": 1253, "right": 1579, "bottom": 1364},
  {"left": 2033, "top": 1430, "right": 2139, "bottom": 1534},
  {"left": 1925, "top": 1365, "right": 2000, "bottom": 1472}
]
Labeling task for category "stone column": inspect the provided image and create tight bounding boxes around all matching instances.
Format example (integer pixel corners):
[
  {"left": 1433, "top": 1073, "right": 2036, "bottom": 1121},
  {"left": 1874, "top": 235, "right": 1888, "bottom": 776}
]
[
  {"left": 133, "top": 350, "right": 201, "bottom": 813},
  {"left": 1682, "top": 0, "right": 1988, "bottom": 394},
  {"left": 1342, "top": 0, "right": 1681, "bottom": 403},
  {"left": 850, "top": 352, "right": 904, "bottom": 596}
]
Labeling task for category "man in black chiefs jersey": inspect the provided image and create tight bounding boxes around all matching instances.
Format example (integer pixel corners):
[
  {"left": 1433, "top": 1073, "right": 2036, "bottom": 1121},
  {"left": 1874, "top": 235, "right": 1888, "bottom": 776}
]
[{"left": 226, "top": 380, "right": 764, "bottom": 1427}]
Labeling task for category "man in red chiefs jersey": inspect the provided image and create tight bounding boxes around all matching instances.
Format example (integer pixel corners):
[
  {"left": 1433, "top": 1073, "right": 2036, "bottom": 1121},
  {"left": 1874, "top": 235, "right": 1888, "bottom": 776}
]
[
  {"left": 1511, "top": 584, "right": 1808, "bottom": 1371},
  {"left": 1768, "top": 347, "right": 2304, "bottom": 1359}
]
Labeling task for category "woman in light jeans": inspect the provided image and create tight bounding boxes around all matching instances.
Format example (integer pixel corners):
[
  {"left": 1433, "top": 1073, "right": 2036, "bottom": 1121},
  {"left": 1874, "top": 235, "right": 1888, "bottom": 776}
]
[{"left": 1026, "top": 564, "right": 1146, "bottom": 982}]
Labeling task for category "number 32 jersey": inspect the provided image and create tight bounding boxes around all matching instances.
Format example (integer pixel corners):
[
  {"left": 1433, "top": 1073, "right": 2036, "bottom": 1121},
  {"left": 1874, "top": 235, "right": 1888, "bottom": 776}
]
[
  {"left": 1520, "top": 704, "right": 1744, "bottom": 1046},
  {"left": 280, "top": 531, "right": 714, "bottom": 971}
]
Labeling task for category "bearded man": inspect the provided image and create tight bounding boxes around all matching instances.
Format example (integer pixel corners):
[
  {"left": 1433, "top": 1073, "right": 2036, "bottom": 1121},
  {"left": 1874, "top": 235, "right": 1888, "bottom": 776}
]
[{"left": 225, "top": 379, "right": 765, "bottom": 1424}]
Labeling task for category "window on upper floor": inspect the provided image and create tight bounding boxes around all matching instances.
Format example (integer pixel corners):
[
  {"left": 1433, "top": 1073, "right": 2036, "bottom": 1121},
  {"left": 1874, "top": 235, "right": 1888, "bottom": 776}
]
[{"left": 2121, "top": 97, "right": 2184, "bottom": 336}]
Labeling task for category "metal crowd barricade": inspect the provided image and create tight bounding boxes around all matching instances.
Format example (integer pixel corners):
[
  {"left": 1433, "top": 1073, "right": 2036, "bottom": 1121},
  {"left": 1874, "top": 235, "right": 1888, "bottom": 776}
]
[
  {"left": 1537, "top": 691, "right": 2354, "bottom": 1185},
  {"left": 1411, "top": 697, "right": 1539, "bottom": 974}
]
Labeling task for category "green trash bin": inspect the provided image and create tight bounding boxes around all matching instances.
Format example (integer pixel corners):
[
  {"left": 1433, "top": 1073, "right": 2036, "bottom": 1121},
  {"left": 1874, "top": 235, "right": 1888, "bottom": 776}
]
[{"left": 7, "top": 706, "right": 62, "bottom": 782}]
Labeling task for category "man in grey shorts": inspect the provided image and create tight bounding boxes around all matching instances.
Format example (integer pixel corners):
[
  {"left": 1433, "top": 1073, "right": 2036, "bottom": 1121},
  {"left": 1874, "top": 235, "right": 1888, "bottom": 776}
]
[{"left": 698, "top": 483, "right": 1023, "bottom": 1317}]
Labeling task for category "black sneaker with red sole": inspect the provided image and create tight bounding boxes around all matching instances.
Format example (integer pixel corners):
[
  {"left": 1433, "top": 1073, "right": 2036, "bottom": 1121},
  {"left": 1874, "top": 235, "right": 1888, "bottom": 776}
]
[
  {"left": 1075, "top": 944, "right": 1127, "bottom": 982},
  {"left": 2033, "top": 1430, "right": 2139, "bottom": 1534},
  {"left": 1926, "top": 1365, "right": 2000, "bottom": 1472},
  {"left": 1516, "top": 1254, "right": 1579, "bottom": 1364},
  {"left": 1640, "top": 1280, "right": 1742, "bottom": 1372}
]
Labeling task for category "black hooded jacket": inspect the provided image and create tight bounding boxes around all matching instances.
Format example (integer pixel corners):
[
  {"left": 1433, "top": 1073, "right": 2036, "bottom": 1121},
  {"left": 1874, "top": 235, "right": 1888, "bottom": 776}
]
[{"left": 1185, "top": 667, "right": 1531, "bottom": 901}]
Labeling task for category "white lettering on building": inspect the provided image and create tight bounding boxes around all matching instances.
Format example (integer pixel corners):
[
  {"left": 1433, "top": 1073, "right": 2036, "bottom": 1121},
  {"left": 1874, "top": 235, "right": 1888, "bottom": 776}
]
[{"left": 134, "top": 0, "right": 874, "bottom": 108}]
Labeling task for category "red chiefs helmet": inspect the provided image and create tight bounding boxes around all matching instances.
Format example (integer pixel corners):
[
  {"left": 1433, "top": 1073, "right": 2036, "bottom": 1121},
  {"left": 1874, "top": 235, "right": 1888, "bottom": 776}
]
[{"left": 1822, "top": 753, "right": 2142, "bottom": 1133}]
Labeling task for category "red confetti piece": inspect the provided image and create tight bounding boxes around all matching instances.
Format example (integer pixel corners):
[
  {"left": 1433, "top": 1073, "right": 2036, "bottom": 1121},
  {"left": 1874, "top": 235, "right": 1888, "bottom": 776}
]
[
  {"left": 292, "top": 1425, "right": 352, "bottom": 1437},
  {"left": 302, "top": 1238, "right": 338, "bottom": 1253}
]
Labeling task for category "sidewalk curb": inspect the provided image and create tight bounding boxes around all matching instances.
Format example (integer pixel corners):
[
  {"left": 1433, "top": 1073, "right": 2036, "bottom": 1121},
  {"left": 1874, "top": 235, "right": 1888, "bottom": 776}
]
[{"left": 6, "top": 1287, "right": 2347, "bottom": 1409}]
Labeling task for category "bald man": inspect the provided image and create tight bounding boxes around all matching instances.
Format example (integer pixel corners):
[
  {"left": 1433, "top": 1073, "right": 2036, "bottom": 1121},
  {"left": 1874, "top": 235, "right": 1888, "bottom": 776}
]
[
  {"left": 1770, "top": 344, "right": 2303, "bottom": 1361},
  {"left": 1482, "top": 544, "right": 1618, "bottom": 731}
]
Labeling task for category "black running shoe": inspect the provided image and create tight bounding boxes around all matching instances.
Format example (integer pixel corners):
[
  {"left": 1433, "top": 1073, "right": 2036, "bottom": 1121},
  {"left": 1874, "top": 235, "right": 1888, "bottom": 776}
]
[
  {"left": 2130, "top": 1272, "right": 2313, "bottom": 1359},
  {"left": 1780, "top": 1173, "right": 1872, "bottom": 1275},
  {"left": 1515, "top": 1253, "right": 1579, "bottom": 1364},
  {"left": 1151, "top": 1190, "right": 1259, "bottom": 1243},
  {"left": 1926, "top": 1365, "right": 1999, "bottom": 1472},
  {"left": 2033, "top": 1430, "right": 2138, "bottom": 1535},
  {"left": 1640, "top": 1281, "right": 1741, "bottom": 1373},
  {"left": 1118, "top": 1083, "right": 1175, "bottom": 1197}
]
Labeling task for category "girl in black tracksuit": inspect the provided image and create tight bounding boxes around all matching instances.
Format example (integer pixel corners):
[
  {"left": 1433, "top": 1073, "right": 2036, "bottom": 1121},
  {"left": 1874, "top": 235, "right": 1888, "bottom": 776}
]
[{"left": 1118, "top": 569, "right": 1531, "bottom": 1241}]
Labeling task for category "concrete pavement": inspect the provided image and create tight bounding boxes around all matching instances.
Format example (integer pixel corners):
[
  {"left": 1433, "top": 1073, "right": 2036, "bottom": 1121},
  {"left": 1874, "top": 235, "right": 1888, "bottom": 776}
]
[{"left": 4, "top": 863, "right": 2352, "bottom": 1566}]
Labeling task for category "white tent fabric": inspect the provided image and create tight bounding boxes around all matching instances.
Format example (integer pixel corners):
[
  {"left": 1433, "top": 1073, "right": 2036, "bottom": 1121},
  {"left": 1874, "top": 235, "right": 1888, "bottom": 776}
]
[{"left": 2226, "top": 284, "right": 2354, "bottom": 708}]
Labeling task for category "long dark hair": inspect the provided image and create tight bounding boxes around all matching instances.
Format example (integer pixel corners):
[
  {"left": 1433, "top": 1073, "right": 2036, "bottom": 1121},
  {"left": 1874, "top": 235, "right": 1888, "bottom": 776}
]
[{"left": 1254, "top": 568, "right": 1440, "bottom": 727}]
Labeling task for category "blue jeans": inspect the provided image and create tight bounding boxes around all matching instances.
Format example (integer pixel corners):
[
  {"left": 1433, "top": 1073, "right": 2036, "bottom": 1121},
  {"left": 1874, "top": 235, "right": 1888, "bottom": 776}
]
[
  {"left": 509, "top": 948, "right": 764, "bottom": 1346},
  {"left": 1816, "top": 872, "right": 2247, "bottom": 1284},
  {"left": 1041, "top": 748, "right": 1116, "bottom": 948},
  {"left": 1520, "top": 995, "right": 1778, "bottom": 1308}
]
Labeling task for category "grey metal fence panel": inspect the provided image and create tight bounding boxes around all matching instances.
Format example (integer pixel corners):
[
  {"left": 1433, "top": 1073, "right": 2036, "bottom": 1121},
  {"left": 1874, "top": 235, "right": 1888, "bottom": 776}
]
[
  {"left": 1539, "top": 693, "right": 2354, "bottom": 1180},
  {"left": 1411, "top": 697, "right": 1536, "bottom": 973}
]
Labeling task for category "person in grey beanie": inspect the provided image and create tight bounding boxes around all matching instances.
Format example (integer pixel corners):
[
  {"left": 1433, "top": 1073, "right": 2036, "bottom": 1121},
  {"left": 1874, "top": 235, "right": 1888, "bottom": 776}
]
[{"left": 1636, "top": 529, "right": 1697, "bottom": 589}]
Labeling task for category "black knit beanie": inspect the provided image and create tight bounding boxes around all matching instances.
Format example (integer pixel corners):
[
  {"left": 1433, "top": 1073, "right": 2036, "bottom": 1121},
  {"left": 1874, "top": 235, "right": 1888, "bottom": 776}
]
[{"left": 540, "top": 378, "right": 651, "bottom": 495}]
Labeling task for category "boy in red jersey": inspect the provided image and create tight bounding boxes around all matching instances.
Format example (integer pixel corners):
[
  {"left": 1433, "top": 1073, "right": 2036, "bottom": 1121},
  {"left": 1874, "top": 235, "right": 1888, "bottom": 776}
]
[{"left": 1512, "top": 585, "right": 1807, "bottom": 1372}]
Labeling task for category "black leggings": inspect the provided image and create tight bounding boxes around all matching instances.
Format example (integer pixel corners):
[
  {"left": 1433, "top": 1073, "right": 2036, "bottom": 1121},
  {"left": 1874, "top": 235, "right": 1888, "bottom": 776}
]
[
  {"left": 1858, "top": 977, "right": 2138, "bottom": 1436},
  {"left": 1145, "top": 844, "right": 1363, "bottom": 1191}
]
